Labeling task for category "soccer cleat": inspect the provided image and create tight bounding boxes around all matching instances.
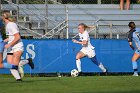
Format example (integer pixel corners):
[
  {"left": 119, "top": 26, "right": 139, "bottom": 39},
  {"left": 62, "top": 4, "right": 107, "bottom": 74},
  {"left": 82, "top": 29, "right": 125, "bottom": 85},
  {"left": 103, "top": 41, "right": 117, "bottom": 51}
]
[
  {"left": 78, "top": 72, "right": 84, "bottom": 76},
  {"left": 16, "top": 79, "right": 22, "bottom": 81},
  {"left": 133, "top": 73, "right": 139, "bottom": 76},
  {"left": 103, "top": 69, "right": 108, "bottom": 76},
  {"left": 27, "top": 58, "right": 34, "bottom": 69}
]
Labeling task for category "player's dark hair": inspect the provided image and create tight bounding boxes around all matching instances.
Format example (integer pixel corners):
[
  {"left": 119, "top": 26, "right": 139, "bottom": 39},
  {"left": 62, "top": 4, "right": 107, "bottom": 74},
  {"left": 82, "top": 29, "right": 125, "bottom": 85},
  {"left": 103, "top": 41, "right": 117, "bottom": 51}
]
[
  {"left": 78, "top": 23, "right": 88, "bottom": 30},
  {"left": 128, "top": 22, "right": 136, "bottom": 29}
]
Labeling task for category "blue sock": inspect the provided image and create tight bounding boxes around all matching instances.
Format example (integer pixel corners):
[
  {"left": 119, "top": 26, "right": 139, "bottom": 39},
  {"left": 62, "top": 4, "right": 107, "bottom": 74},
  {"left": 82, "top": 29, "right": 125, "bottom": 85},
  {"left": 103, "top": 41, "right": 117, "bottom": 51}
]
[
  {"left": 90, "top": 56, "right": 100, "bottom": 66},
  {"left": 3, "top": 63, "right": 18, "bottom": 70},
  {"left": 132, "top": 61, "right": 138, "bottom": 73},
  {"left": 3, "top": 63, "right": 13, "bottom": 69}
]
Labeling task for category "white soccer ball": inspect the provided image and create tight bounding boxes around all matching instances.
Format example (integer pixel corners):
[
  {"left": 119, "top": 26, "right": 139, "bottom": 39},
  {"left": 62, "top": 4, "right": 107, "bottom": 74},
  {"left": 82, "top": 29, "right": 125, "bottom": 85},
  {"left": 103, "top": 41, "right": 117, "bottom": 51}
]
[{"left": 71, "top": 69, "right": 79, "bottom": 77}]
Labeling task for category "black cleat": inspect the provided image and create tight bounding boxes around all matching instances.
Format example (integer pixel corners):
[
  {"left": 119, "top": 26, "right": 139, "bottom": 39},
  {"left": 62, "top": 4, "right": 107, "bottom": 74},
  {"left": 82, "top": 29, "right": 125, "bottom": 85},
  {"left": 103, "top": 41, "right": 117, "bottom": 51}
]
[
  {"left": 27, "top": 58, "right": 34, "bottom": 69},
  {"left": 78, "top": 72, "right": 84, "bottom": 76},
  {"left": 103, "top": 69, "right": 108, "bottom": 76},
  {"left": 16, "top": 79, "right": 22, "bottom": 81}
]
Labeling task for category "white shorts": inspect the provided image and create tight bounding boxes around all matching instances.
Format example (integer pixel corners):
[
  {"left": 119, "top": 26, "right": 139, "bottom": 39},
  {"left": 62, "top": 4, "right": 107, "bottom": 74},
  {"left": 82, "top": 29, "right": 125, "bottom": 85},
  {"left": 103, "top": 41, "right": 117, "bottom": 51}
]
[
  {"left": 80, "top": 47, "right": 96, "bottom": 58},
  {"left": 7, "top": 46, "right": 24, "bottom": 54}
]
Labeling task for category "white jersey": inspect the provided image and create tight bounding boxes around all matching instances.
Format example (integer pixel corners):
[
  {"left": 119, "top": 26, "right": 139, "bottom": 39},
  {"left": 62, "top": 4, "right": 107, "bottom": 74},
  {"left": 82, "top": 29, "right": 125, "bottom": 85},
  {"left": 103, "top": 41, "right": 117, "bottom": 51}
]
[
  {"left": 6, "top": 22, "right": 23, "bottom": 49},
  {"left": 79, "top": 31, "right": 94, "bottom": 49}
]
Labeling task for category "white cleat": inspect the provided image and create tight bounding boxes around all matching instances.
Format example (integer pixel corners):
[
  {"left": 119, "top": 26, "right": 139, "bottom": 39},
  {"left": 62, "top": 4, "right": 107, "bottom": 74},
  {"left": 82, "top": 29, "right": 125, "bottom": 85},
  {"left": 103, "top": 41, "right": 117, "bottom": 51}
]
[{"left": 133, "top": 73, "right": 139, "bottom": 76}]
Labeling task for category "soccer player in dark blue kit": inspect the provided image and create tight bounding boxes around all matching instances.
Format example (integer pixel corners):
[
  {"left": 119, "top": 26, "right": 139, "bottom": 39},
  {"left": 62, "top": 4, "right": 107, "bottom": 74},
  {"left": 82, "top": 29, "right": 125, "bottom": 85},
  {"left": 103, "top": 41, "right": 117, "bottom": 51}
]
[
  {"left": 128, "top": 22, "right": 140, "bottom": 76},
  {"left": 0, "top": 18, "right": 5, "bottom": 68}
]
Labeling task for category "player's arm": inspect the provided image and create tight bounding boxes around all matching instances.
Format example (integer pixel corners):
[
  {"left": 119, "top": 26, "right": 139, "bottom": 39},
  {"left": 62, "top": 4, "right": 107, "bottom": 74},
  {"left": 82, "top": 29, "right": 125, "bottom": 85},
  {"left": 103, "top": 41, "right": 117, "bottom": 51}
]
[
  {"left": 72, "top": 39, "right": 87, "bottom": 45},
  {"left": 129, "top": 42, "right": 135, "bottom": 50},
  {"left": 128, "top": 32, "right": 135, "bottom": 50},
  {"left": 5, "top": 33, "right": 21, "bottom": 49}
]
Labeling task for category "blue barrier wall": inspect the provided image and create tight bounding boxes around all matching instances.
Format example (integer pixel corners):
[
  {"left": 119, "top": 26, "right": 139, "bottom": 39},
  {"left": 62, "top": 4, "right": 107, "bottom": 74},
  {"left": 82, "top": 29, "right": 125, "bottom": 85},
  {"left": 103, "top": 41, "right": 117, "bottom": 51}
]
[{"left": 0, "top": 39, "right": 139, "bottom": 74}]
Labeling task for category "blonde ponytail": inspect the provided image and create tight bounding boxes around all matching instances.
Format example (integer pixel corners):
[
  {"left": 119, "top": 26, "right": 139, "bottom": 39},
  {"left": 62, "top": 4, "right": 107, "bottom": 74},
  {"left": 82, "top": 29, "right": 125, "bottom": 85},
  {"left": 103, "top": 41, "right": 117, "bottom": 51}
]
[
  {"left": 2, "top": 11, "right": 16, "bottom": 22},
  {"left": 7, "top": 16, "right": 16, "bottom": 22}
]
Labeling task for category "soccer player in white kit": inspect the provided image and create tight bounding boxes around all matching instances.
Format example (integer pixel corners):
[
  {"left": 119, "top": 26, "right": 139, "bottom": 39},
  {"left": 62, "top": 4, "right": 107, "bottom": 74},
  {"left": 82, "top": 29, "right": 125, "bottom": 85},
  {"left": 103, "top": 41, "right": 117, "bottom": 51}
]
[
  {"left": 1, "top": 11, "right": 34, "bottom": 81},
  {"left": 72, "top": 23, "right": 107, "bottom": 75}
]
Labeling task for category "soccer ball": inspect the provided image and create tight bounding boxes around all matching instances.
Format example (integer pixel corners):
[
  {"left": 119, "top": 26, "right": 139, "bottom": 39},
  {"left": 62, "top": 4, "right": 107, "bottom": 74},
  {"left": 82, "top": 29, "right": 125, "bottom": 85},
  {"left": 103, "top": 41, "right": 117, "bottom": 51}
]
[{"left": 71, "top": 69, "right": 79, "bottom": 77}]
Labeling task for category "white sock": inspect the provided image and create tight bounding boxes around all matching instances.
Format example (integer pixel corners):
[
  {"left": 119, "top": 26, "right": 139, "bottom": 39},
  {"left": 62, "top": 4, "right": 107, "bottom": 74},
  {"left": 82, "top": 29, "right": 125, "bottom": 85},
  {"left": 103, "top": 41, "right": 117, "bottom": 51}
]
[
  {"left": 18, "top": 66, "right": 24, "bottom": 78},
  {"left": 10, "top": 69, "right": 21, "bottom": 80},
  {"left": 19, "top": 60, "right": 29, "bottom": 66},
  {"left": 99, "top": 63, "right": 106, "bottom": 72},
  {"left": 76, "top": 59, "right": 81, "bottom": 72}
]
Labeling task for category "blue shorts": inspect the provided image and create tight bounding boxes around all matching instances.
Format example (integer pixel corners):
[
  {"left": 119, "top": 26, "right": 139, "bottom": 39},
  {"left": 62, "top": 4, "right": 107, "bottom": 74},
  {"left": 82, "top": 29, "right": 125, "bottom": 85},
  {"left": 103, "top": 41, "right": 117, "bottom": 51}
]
[
  {"left": 0, "top": 41, "right": 5, "bottom": 53},
  {"left": 135, "top": 50, "right": 140, "bottom": 55}
]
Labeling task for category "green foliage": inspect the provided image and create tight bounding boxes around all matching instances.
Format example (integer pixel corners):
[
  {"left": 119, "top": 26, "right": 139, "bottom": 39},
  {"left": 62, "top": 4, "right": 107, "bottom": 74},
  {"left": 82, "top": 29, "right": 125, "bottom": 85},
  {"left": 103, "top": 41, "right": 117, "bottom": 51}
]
[
  {"left": 0, "top": 22, "right": 7, "bottom": 40},
  {"left": 1, "top": 28, "right": 7, "bottom": 40},
  {"left": 19, "top": 0, "right": 53, "bottom": 4}
]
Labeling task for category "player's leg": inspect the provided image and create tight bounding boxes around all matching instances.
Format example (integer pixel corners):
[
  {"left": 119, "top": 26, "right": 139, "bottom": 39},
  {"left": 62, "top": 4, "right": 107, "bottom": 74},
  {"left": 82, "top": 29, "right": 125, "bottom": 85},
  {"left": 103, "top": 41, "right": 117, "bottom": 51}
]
[
  {"left": 12, "top": 50, "right": 23, "bottom": 80},
  {"left": 19, "top": 58, "right": 34, "bottom": 69},
  {"left": 0, "top": 43, "right": 18, "bottom": 69},
  {"left": 0, "top": 54, "right": 18, "bottom": 69},
  {"left": 18, "top": 58, "right": 34, "bottom": 78},
  {"left": 91, "top": 56, "right": 107, "bottom": 72},
  {"left": 88, "top": 49, "right": 107, "bottom": 72},
  {"left": 7, "top": 54, "right": 22, "bottom": 80},
  {"left": 132, "top": 50, "right": 140, "bottom": 76},
  {"left": 76, "top": 51, "right": 86, "bottom": 72},
  {"left": 0, "top": 53, "right": 3, "bottom": 68},
  {"left": 0, "top": 43, "right": 21, "bottom": 80},
  {"left": 126, "top": 0, "right": 130, "bottom": 10},
  {"left": 120, "top": 0, "right": 124, "bottom": 10}
]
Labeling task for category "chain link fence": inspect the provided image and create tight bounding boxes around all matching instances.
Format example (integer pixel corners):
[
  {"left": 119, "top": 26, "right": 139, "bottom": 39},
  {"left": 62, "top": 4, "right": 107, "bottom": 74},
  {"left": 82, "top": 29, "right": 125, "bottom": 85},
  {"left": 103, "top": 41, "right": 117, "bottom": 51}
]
[{"left": 1, "top": 0, "right": 140, "bottom": 39}]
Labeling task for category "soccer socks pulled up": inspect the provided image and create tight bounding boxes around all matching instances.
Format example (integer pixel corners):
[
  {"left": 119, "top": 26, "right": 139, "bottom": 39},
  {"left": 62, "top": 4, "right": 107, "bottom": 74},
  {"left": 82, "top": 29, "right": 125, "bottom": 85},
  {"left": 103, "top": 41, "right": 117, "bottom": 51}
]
[
  {"left": 3, "top": 63, "right": 18, "bottom": 69},
  {"left": 90, "top": 56, "right": 106, "bottom": 72},
  {"left": 3, "top": 63, "right": 12, "bottom": 69},
  {"left": 90, "top": 56, "right": 100, "bottom": 66},
  {"left": 10, "top": 69, "right": 21, "bottom": 80},
  {"left": 19, "top": 60, "right": 29, "bottom": 66},
  {"left": 99, "top": 63, "right": 107, "bottom": 72},
  {"left": 76, "top": 59, "right": 81, "bottom": 72},
  {"left": 132, "top": 61, "right": 138, "bottom": 73}
]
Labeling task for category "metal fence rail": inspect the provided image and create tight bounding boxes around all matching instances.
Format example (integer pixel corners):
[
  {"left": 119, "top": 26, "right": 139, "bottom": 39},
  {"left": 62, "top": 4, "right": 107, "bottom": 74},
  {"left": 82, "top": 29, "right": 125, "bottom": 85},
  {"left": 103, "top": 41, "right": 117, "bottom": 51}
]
[{"left": 0, "top": 0, "right": 140, "bottom": 39}]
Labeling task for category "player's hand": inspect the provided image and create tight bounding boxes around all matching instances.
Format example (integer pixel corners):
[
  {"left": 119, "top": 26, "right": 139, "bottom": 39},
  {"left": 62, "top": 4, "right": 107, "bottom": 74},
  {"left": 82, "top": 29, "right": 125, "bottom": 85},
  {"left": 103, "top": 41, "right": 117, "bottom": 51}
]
[
  {"left": 4, "top": 44, "right": 11, "bottom": 49},
  {"left": 72, "top": 39, "right": 78, "bottom": 43},
  {"left": 3, "top": 38, "right": 9, "bottom": 42}
]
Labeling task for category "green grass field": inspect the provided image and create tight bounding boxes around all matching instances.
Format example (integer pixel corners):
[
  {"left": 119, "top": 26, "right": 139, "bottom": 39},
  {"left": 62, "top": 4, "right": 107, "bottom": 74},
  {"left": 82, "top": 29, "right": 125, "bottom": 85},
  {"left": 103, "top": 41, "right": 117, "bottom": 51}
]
[{"left": 0, "top": 76, "right": 140, "bottom": 93}]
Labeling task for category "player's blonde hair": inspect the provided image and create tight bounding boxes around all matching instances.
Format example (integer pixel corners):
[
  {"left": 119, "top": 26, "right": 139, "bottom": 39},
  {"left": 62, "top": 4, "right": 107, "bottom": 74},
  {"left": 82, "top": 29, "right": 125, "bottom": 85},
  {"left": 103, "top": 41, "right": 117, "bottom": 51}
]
[
  {"left": 78, "top": 23, "right": 88, "bottom": 30},
  {"left": 78, "top": 23, "right": 92, "bottom": 31},
  {"left": 2, "top": 11, "right": 16, "bottom": 22}
]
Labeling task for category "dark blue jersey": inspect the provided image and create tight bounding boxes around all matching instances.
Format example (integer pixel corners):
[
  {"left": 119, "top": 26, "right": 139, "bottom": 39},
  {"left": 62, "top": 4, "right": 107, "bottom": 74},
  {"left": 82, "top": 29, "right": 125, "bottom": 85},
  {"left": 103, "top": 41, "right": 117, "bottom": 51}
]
[
  {"left": 128, "top": 28, "right": 140, "bottom": 50},
  {"left": 0, "top": 20, "right": 3, "bottom": 42}
]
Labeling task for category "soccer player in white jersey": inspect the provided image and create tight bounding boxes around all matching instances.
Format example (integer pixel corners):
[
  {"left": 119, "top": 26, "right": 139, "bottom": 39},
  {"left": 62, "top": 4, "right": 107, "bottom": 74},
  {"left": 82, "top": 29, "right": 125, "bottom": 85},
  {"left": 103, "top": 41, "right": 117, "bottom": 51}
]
[
  {"left": 72, "top": 23, "right": 107, "bottom": 75},
  {"left": 0, "top": 11, "right": 34, "bottom": 81}
]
